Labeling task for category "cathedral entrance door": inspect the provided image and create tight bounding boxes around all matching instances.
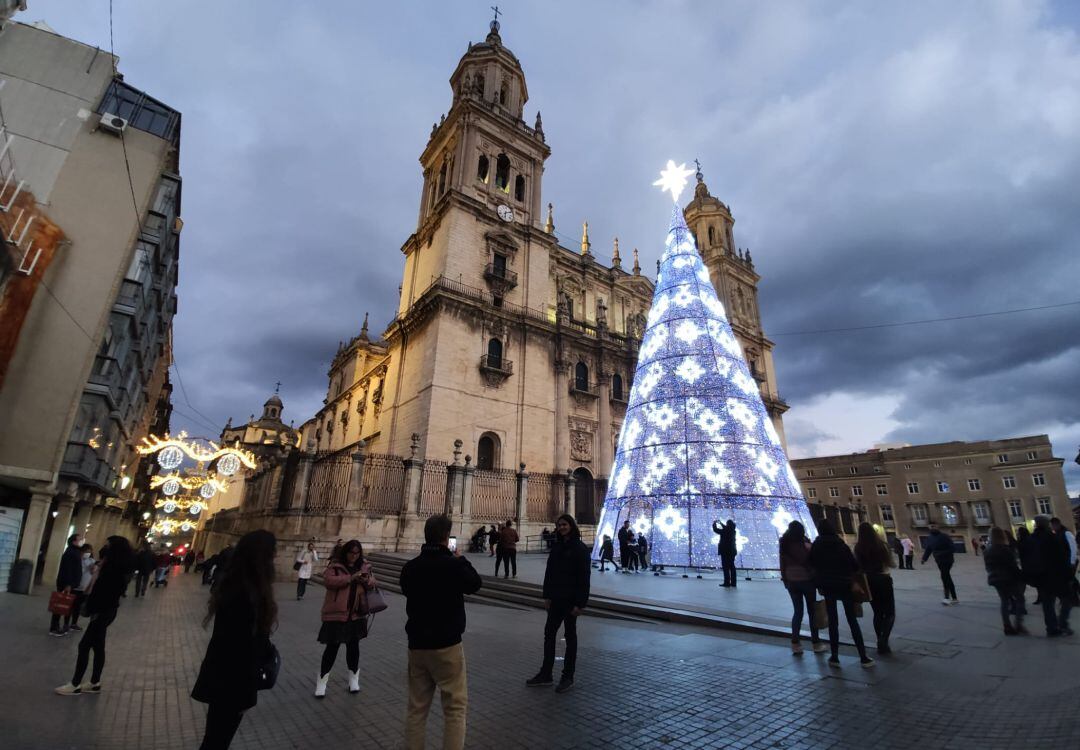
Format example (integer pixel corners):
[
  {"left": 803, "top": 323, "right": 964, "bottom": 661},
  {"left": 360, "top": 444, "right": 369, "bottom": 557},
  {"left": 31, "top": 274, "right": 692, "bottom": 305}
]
[{"left": 573, "top": 467, "right": 596, "bottom": 525}]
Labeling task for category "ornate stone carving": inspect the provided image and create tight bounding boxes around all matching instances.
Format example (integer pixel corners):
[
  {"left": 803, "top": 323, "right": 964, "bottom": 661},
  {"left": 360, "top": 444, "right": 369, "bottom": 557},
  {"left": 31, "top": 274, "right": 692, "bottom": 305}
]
[{"left": 570, "top": 428, "right": 593, "bottom": 462}]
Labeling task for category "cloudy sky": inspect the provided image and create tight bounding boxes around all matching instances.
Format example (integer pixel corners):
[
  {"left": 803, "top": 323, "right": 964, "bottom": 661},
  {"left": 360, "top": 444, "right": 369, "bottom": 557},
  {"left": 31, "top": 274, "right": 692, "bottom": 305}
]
[{"left": 29, "top": 1, "right": 1080, "bottom": 492}]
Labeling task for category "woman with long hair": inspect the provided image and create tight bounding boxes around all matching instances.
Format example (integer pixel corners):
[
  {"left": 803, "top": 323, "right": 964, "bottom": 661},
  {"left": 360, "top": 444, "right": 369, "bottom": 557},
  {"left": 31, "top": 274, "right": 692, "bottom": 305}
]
[
  {"left": 854, "top": 523, "right": 896, "bottom": 654},
  {"left": 984, "top": 526, "right": 1026, "bottom": 634},
  {"left": 527, "top": 513, "right": 591, "bottom": 693},
  {"left": 55, "top": 536, "right": 134, "bottom": 695},
  {"left": 809, "top": 519, "right": 873, "bottom": 668},
  {"left": 192, "top": 530, "right": 278, "bottom": 750},
  {"left": 779, "top": 521, "right": 824, "bottom": 654},
  {"left": 315, "top": 539, "right": 376, "bottom": 698}
]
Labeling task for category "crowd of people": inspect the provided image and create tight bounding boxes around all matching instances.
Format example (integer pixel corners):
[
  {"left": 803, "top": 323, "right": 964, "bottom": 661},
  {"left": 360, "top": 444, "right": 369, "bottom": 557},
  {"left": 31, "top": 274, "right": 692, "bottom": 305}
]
[
  {"left": 775, "top": 514, "right": 1078, "bottom": 671},
  {"left": 469, "top": 520, "right": 521, "bottom": 578},
  {"left": 40, "top": 508, "right": 1077, "bottom": 748}
]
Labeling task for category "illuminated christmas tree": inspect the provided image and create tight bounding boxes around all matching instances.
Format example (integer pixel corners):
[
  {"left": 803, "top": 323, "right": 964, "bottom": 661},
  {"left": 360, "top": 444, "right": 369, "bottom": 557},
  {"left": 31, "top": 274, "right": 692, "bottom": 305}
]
[{"left": 593, "top": 162, "right": 816, "bottom": 570}]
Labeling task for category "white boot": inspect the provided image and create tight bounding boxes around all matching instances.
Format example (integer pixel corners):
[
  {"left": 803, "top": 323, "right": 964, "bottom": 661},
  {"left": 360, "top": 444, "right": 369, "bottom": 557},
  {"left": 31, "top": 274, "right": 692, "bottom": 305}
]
[
  {"left": 347, "top": 670, "right": 360, "bottom": 694},
  {"left": 315, "top": 672, "right": 329, "bottom": 699}
]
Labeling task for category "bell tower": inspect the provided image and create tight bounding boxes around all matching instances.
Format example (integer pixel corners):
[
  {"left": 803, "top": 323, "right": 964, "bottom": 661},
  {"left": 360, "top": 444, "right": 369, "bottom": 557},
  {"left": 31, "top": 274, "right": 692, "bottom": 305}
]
[
  {"left": 683, "top": 165, "right": 789, "bottom": 446},
  {"left": 400, "top": 17, "right": 551, "bottom": 316}
]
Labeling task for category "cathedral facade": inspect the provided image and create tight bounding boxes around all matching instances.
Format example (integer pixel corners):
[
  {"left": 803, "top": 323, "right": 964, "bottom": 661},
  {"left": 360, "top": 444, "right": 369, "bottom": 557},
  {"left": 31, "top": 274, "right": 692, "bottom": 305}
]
[{"left": 295, "top": 22, "right": 787, "bottom": 526}]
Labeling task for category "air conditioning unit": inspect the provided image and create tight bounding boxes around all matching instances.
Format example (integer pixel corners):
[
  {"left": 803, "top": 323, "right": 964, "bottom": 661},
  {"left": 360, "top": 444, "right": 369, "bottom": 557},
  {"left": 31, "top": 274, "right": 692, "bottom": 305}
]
[{"left": 99, "top": 111, "right": 128, "bottom": 135}]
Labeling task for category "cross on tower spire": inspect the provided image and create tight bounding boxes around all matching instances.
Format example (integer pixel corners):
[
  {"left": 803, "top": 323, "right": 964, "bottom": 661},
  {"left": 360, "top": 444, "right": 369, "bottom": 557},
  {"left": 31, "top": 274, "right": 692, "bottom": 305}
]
[
  {"left": 274, "top": 381, "right": 282, "bottom": 394},
  {"left": 490, "top": 5, "right": 502, "bottom": 33}
]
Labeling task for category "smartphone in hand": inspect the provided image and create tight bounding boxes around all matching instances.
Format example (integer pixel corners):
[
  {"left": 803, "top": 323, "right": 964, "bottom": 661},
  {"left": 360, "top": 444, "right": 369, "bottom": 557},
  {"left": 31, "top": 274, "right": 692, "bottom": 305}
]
[{"left": 448, "top": 536, "right": 457, "bottom": 552}]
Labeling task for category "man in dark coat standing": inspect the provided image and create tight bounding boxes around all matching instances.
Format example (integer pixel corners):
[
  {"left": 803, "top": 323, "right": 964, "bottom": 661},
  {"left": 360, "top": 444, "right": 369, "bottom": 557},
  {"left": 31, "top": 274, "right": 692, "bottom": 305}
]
[
  {"left": 527, "top": 514, "right": 591, "bottom": 694},
  {"left": 713, "top": 519, "right": 738, "bottom": 587},
  {"left": 1025, "top": 516, "right": 1074, "bottom": 636},
  {"left": 400, "top": 514, "right": 482, "bottom": 750},
  {"left": 50, "top": 533, "right": 83, "bottom": 636},
  {"left": 616, "top": 520, "right": 633, "bottom": 573}
]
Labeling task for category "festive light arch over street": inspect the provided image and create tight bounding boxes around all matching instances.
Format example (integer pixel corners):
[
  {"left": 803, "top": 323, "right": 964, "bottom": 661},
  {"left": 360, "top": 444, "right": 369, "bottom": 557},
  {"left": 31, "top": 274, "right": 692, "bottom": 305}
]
[{"left": 592, "top": 162, "right": 817, "bottom": 569}]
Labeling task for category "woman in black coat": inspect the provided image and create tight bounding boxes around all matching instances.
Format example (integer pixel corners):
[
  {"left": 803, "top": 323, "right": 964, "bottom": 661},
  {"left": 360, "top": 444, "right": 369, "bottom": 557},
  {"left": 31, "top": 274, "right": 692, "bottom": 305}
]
[
  {"left": 808, "top": 520, "right": 873, "bottom": 668},
  {"left": 192, "top": 530, "right": 278, "bottom": 750},
  {"left": 54, "top": 536, "right": 134, "bottom": 695}
]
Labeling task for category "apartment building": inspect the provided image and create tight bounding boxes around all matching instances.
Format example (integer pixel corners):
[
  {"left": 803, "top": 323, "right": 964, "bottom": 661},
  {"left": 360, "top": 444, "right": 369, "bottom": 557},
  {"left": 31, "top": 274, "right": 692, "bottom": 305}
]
[{"left": 791, "top": 435, "right": 1070, "bottom": 551}]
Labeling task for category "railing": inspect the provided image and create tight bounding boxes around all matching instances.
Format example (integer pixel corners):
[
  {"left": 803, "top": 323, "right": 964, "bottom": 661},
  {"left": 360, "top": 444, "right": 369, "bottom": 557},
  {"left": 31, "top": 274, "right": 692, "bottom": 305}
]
[
  {"left": 479, "top": 354, "right": 513, "bottom": 375},
  {"left": 471, "top": 468, "right": 517, "bottom": 521},
  {"left": 526, "top": 472, "right": 564, "bottom": 523},
  {"left": 483, "top": 263, "right": 518, "bottom": 286},
  {"left": 360, "top": 453, "right": 406, "bottom": 513},
  {"left": 570, "top": 381, "right": 599, "bottom": 397},
  {"left": 306, "top": 449, "right": 353, "bottom": 512},
  {"left": 418, "top": 460, "right": 448, "bottom": 516},
  {"left": 404, "top": 276, "right": 641, "bottom": 347}
]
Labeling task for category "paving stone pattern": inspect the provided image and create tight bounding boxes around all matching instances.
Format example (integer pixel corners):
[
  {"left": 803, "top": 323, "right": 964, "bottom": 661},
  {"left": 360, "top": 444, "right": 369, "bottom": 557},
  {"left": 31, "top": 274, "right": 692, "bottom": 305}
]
[{"left": 1, "top": 564, "right": 1078, "bottom": 749}]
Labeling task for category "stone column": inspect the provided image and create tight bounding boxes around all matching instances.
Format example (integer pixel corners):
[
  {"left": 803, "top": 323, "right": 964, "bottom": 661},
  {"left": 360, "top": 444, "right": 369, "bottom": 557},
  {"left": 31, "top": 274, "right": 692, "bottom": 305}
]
[
  {"left": 15, "top": 485, "right": 53, "bottom": 594},
  {"left": 42, "top": 495, "right": 76, "bottom": 587},
  {"left": 554, "top": 362, "right": 569, "bottom": 474},
  {"left": 70, "top": 501, "right": 93, "bottom": 539},
  {"left": 597, "top": 371, "right": 613, "bottom": 479},
  {"left": 345, "top": 440, "right": 367, "bottom": 511},
  {"left": 565, "top": 468, "right": 577, "bottom": 518},
  {"left": 515, "top": 463, "right": 529, "bottom": 526},
  {"left": 291, "top": 447, "right": 315, "bottom": 511}
]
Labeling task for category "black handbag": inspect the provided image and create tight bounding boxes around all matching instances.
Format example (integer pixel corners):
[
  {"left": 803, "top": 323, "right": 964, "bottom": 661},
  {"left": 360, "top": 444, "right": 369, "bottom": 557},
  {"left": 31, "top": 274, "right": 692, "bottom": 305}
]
[
  {"left": 292, "top": 561, "right": 302, "bottom": 571},
  {"left": 256, "top": 641, "right": 281, "bottom": 690}
]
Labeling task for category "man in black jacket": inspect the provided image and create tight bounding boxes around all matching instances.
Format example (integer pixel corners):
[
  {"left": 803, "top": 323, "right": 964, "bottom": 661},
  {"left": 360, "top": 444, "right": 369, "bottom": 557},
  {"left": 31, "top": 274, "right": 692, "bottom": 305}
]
[
  {"left": 50, "top": 534, "right": 83, "bottom": 636},
  {"left": 400, "top": 514, "right": 482, "bottom": 750},
  {"left": 1025, "top": 516, "right": 1074, "bottom": 636},
  {"left": 617, "top": 519, "right": 632, "bottom": 573},
  {"left": 921, "top": 526, "right": 958, "bottom": 605},
  {"left": 713, "top": 519, "right": 738, "bottom": 587},
  {"left": 527, "top": 513, "right": 591, "bottom": 693}
]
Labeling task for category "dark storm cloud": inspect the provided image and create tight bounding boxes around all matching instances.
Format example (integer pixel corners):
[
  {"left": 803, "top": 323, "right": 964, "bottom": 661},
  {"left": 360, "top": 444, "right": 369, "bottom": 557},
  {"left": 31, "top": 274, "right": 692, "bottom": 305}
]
[{"left": 28, "top": 1, "right": 1080, "bottom": 491}]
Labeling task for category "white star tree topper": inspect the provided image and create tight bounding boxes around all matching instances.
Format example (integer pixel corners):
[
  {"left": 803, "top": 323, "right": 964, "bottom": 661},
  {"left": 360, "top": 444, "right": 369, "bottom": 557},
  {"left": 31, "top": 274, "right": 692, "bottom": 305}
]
[{"left": 653, "top": 160, "right": 696, "bottom": 203}]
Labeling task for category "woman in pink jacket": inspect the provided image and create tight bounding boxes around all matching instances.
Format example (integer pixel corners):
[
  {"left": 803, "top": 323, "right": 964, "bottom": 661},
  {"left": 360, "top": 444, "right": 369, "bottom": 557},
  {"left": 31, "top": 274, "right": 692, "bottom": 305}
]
[{"left": 315, "top": 539, "right": 376, "bottom": 697}]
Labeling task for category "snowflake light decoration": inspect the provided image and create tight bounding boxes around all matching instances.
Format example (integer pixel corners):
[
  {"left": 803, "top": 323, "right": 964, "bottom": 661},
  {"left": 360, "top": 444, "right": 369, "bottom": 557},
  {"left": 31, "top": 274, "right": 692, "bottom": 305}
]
[{"left": 592, "top": 198, "right": 816, "bottom": 569}]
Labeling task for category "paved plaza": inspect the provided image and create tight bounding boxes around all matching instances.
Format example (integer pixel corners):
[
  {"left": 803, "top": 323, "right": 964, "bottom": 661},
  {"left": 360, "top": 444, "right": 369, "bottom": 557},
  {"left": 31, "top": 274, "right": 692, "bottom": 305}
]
[{"left": 1, "top": 554, "right": 1078, "bottom": 749}]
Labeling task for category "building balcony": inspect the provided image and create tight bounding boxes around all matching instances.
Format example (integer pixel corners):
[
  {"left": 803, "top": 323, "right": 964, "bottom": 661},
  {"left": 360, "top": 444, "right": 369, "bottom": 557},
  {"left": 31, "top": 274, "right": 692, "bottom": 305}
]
[
  {"left": 87, "top": 355, "right": 122, "bottom": 401},
  {"left": 479, "top": 354, "right": 513, "bottom": 376},
  {"left": 60, "top": 443, "right": 119, "bottom": 494},
  {"left": 569, "top": 381, "right": 599, "bottom": 398},
  {"left": 478, "top": 354, "right": 513, "bottom": 386},
  {"left": 483, "top": 263, "right": 518, "bottom": 287}
]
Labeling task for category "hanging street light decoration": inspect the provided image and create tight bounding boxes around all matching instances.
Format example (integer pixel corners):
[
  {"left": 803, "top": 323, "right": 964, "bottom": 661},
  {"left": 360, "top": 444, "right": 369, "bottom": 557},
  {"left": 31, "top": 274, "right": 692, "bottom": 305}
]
[{"left": 139, "top": 432, "right": 258, "bottom": 542}]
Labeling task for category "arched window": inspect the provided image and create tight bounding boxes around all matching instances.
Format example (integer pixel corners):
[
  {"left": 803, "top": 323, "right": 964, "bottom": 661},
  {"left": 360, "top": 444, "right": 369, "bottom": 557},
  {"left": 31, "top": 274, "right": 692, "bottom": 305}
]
[
  {"left": 575, "top": 362, "right": 589, "bottom": 391},
  {"left": 437, "top": 162, "right": 447, "bottom": 195},
  {"left": 499, "top": 83, "right": 508, "bottom": 105},
  {"left": 514, "top": 174, "right": 525, "bottom": 202},
  {"left": 611, "top": 373, "right": 623, "bottom": 401},
  {"left": 477, "top": 155, "right": 489, "bottom": 183},
  {"left": 487, "top": 338, "right": 503, "bottom": 369},
  {"left": 477, "top": 432, "right": 500, "bottom": 470},
  {"left": 707, "top": 226, "right": 715, "bottom": 245},
  {"left": 495, "top": 153, "right": 510, "bottom": 192}
]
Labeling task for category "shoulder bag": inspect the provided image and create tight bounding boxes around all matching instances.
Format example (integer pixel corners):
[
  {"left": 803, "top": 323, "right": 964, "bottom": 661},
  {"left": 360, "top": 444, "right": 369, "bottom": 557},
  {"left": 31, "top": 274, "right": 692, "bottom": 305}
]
[{"left": 256, "top": 640, "right": 281, "bottom": 690}]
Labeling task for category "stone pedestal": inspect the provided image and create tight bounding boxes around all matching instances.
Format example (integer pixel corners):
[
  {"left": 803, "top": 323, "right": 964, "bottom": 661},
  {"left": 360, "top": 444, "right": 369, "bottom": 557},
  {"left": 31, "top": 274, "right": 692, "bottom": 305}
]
[
  {"left": 345, "top": 441, "right": 368, "bottom": 511},
  {"left": 564, "top": 469, "right": 577, "bottom": 518}
]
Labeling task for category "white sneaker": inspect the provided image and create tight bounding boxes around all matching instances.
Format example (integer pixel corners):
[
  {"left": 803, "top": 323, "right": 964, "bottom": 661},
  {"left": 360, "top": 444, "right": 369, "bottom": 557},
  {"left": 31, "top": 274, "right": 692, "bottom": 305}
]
[
  {"left": 347, "top": 670, "right": 360, "bottom": 694},
  {"left": 54, "top": 683, "right": 81, "bottom": 696},
  {"left": 315, "top": 672, "right": 328, "bottom": 698},
  {"left": 79, "top": 681, "right": 101, "bottom": 694},
  {"left": 812, "top": 641, "right": 828, "bottom": 653},
  {"left": 950, "top": 599, "right": 959, "bottom": 605},
  {"left": 791, "top": 641, "right": 803, "bottom": 655},
  {"left": 941, "top": 598, "right": 952, "bottom": 606}
]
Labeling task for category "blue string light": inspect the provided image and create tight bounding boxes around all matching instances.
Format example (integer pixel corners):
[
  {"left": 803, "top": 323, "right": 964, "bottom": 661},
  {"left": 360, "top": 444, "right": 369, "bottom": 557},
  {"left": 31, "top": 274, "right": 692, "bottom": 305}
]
[{"left": 594, "top": 205, "right": 815, "bottom": 569}]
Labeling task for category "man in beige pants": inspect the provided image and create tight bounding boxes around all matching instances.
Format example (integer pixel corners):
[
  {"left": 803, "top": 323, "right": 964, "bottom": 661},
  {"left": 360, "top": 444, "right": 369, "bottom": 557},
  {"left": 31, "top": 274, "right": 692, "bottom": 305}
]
[{"left": 400, "top": 514, "right": 483, "bottom": 749}]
